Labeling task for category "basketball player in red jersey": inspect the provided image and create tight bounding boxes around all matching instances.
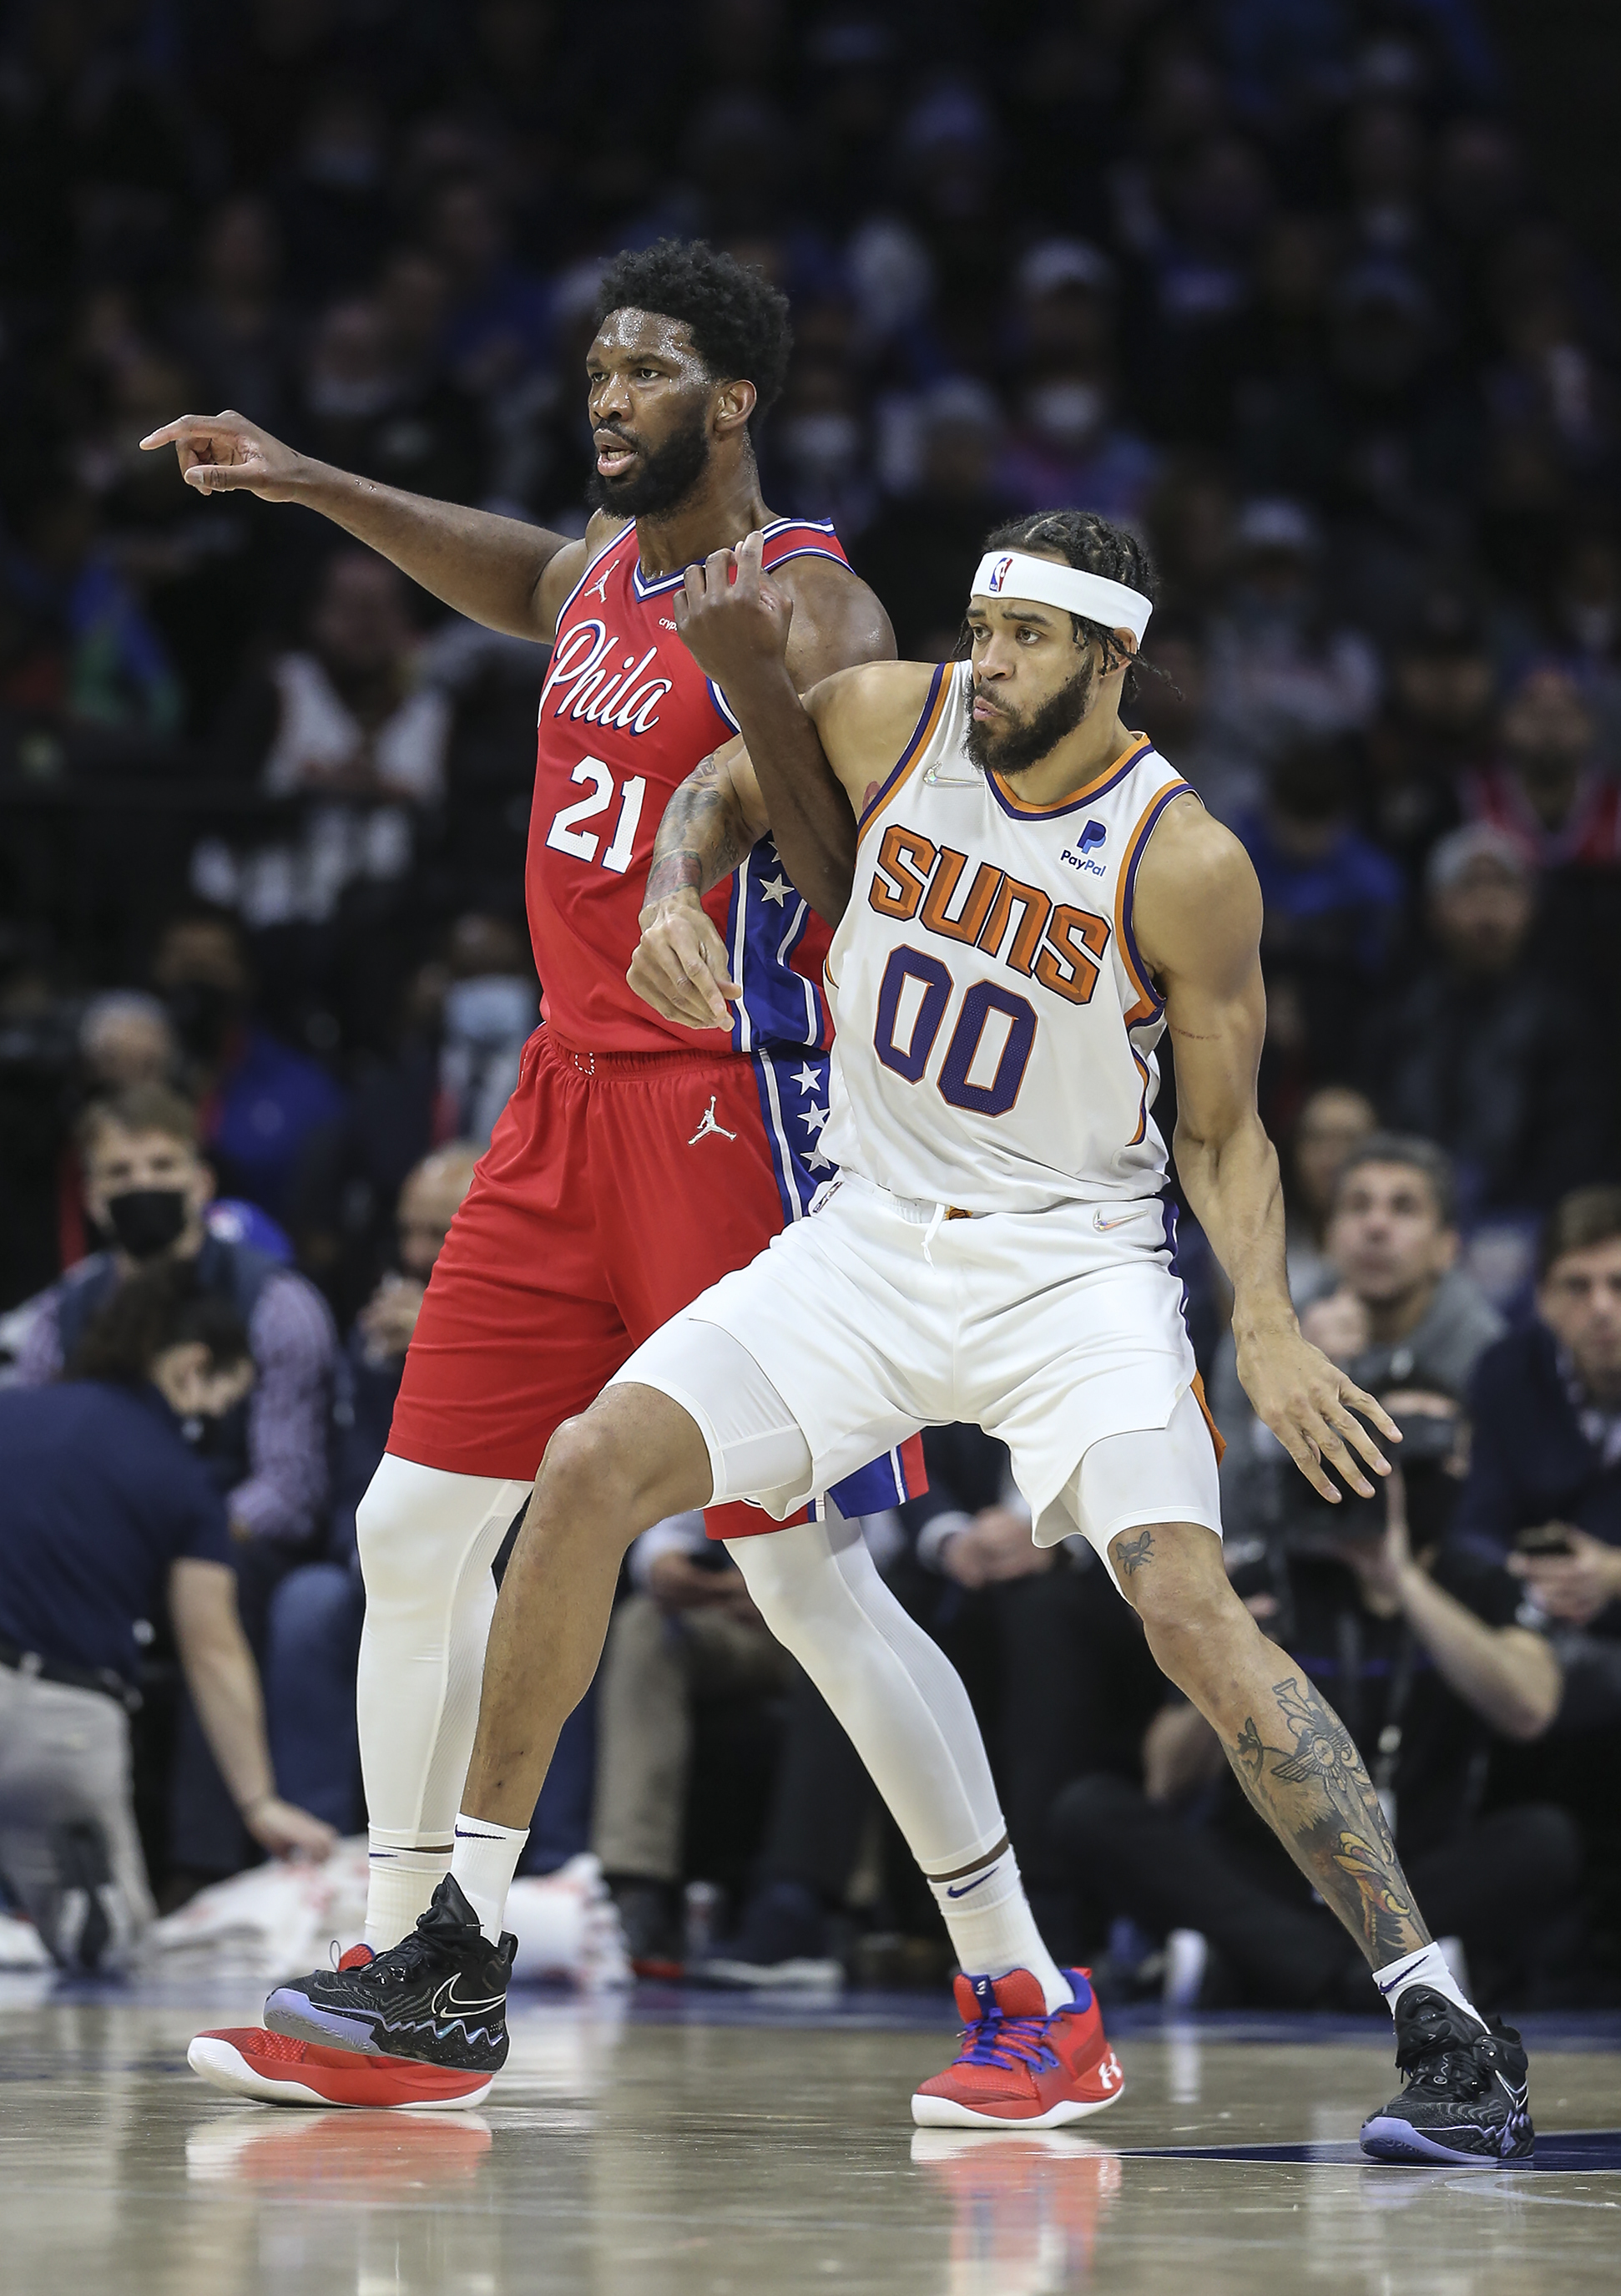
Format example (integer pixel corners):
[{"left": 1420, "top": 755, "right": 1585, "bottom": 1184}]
[{"left": 149, "top": 244, "right": 1082, "bottom": 2116}]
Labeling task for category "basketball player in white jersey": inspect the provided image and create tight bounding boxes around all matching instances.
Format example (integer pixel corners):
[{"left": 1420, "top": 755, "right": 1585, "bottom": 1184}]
[{"left": 265, "top": 513, "right": 1533, "bottom": 2162}]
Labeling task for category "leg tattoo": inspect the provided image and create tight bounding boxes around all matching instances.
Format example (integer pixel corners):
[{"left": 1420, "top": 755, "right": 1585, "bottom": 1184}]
[
  {"left": 1229, "top": 1674, "right": 1427, "bottom": 1965},
  {"left": 1114, "top": 1528, "right": 1154, "bottom": 1576}
]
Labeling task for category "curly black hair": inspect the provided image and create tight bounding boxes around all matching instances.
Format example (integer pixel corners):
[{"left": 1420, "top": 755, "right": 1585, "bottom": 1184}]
[
  {"left": 592, "top": 239, "right": 792, "bottom": 431},
  {"left": 979, "top": 509, "right": 1159, "bottom": 698}
]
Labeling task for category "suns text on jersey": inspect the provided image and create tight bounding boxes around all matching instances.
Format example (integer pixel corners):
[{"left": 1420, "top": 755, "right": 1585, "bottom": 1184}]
[{"left": 868, "top": 822, "right": 1111, "bottom": 1007}]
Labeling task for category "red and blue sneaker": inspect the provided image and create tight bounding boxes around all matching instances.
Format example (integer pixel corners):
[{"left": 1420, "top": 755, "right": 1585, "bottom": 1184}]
[{"left": 911, "top": 1967, "right": 1125, "bottom": 2128}]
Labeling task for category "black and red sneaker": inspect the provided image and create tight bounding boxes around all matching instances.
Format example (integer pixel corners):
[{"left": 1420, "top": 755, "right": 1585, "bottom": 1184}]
[
  {"left": 188, "top": 2025, "right": 495, "bottom": 2110},
  {"left": 262, "top": 1877, "right": 514, "bottom": 2077}
]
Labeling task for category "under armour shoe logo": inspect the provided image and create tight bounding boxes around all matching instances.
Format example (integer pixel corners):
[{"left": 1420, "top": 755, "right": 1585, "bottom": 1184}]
[{"left": 688, "top": 1095, "right": 738, "bottom": 1145}]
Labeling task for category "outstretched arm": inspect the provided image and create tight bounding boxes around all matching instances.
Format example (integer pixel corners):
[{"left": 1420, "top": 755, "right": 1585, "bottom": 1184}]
[
  {"left": 1134, "top": 799, "right": 1400, "bottom": 1500},
  {"left": 672, "top": 531, "right": 894, "bottom": 924},
  {"left": 139, "top": 409, "right": 595, "bottom": 642}
]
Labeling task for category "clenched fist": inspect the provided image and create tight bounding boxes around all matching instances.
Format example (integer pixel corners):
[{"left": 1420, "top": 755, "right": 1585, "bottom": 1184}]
[{"left": 673, "top": 528, "right": 795, "bottom": 692}]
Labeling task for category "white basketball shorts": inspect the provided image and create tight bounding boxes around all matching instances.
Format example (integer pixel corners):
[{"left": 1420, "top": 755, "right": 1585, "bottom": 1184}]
[{"left": 610, "top": 1170, "right": 1222, "bottom": 1587}]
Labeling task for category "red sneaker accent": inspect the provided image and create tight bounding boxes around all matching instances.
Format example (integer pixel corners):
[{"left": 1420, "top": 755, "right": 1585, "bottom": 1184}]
[
  {"left": 336, "top": 1944, "right": 375, "bottom": 1970},
  {"left": 187, "top": 2026, "right": 492, "bottom": 2111},
  {"left": 911, "top": 1969, "right": 1126, "bottom": 2128}
]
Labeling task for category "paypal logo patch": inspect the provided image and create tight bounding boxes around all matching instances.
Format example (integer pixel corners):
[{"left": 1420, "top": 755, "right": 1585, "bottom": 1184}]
[{"left": 1061, "top": 821, "right": 1108, "bottom": 876}]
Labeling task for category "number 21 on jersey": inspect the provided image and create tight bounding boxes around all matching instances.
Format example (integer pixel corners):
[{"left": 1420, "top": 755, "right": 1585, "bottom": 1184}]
[{"left": 545, "top": 756, "right": 646, "bottom": 875}]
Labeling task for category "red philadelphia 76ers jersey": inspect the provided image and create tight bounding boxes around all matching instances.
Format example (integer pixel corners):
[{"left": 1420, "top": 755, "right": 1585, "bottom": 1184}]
[{"left": 528, "top": 518, "right": 847, "bottom": 1066}]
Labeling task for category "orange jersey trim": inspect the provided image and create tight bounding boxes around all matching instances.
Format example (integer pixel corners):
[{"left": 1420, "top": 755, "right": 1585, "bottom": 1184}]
[
  {"left": 1191, "top": 1371, "right": 1226, "bottom": 1465},
  {"left": 1113, "top": 777, "right": 1192, "bottom": 1027},
  {"left": 857, "top": 664, "right": 953, "bottom": 845},
  {"left": 989, "top": 735, "right": 1154, "bottom": 820}
]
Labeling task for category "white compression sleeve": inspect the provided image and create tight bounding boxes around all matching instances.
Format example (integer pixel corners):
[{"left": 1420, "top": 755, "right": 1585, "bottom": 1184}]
[
  {"left": 725, "top": 1513, "right": 1005, "bottom": 1874},
  {"left": 355, "top": 1454, "right": 530, "bottom": 1945}
]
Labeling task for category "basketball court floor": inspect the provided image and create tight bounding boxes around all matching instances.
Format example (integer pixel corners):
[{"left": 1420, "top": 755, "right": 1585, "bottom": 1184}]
[{"left": 3, "top": 1979, "right": 1618, "bottom": 2294}]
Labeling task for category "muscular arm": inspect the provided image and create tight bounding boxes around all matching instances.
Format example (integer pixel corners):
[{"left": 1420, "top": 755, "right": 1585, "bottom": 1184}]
[
  {"left": 1134, "top": 799, "right": 1399, "bottom": 1500},
  {"left": 671, "top": 532, "right": 896, "bottom": 924},
  {"left": 140, "top": 410, "right": 599, "bottom": 641},
  {"left": 629, "top": 661, "right": 933, "bottom": 1030}
]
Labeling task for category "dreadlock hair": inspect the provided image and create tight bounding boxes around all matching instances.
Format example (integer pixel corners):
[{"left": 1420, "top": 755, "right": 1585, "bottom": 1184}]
[
  {"left": 592, "top": 239, "right": 792, "bottom": 433},
  {"left": 68, "top": 1259, "right": 251, "bottom": 1388},
  {"left": 974, "top": 509, "right": 1163, "bottom": 702}
]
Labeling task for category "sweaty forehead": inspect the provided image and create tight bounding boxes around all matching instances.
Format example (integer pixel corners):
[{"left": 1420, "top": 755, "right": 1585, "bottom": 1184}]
[{"left": 590, "top": 309, "right": 703, "bottom": 367}]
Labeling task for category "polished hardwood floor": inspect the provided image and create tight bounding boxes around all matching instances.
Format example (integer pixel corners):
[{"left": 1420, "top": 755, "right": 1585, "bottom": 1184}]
[{"left": 3, "top": 1980, "right": 1618, "bottom": 2294}]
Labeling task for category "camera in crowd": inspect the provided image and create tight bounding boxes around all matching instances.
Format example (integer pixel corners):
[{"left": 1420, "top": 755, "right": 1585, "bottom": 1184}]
[{"left": 1276, "top": 1391, "right": 1464, "bottom": 1562}]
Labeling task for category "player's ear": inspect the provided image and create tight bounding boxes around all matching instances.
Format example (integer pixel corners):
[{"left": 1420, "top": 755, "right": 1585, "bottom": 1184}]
[{"left": 713, "top": 377, "right": 757, "bottom": 437}]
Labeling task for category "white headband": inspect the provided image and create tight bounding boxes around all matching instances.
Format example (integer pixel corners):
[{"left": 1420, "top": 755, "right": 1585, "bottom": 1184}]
[{"left": 970, "top": 549, "right": 1153, "bottom": 643}]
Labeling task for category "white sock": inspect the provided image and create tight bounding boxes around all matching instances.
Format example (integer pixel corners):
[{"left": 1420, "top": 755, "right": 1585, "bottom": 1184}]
[
  {"left": 365, "top": 1839, "right": 451, "bottom": 1950},
  {"left": 927, "top": 1843, "right": 1072, "bottom": 2014},
  {"left": 451, "top": 1813, "right": 529, "bottom": 1943},
  {"left": 1374, "top": 1940, "right": 1485, "bottom": 2028}
]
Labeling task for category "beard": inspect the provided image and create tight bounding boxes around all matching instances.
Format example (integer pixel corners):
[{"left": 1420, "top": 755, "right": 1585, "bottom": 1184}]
[
  {"left": 963, "top": 657, "right": 1098, "bottom": 777},
  {"left": 586, "top": 407, "right": 713, "bottom": 518}
]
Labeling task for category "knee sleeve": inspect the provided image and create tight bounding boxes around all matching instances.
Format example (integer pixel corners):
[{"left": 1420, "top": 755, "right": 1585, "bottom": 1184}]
[
  {"left": 726, "top": 1514, "right": 1004, "bottom": 1874},
  {"left": 355, "top": 1454, "right": 530, "bottom": 1846}
]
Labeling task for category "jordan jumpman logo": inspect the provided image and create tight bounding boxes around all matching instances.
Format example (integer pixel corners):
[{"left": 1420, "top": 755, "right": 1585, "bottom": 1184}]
[{"left": 688, "top": 1095, "right": 738, "bottom": 1145}]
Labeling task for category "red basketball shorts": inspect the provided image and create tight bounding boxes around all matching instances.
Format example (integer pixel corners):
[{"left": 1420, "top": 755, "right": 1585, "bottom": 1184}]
[{"left": 386, "top": 1028, "right": 920, "bottom": 1537}]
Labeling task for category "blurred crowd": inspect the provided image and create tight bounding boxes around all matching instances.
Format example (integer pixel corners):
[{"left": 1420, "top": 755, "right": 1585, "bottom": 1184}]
[{"left": 4, "top": 0, "right": 1621, "bottom": 2002}]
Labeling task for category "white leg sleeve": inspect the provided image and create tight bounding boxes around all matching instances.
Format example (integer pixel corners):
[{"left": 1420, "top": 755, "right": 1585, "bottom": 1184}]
[
  {"left": 355, "top": 1455, "right": 530, "bottom": 1851},
  {"left": 725, "top": 1513, "right": 1005, "bottom": 1875}
]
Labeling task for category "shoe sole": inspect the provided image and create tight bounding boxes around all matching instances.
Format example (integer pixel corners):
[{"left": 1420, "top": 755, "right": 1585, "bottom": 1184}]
[
  {"left": 188, "top": 2030, "right": 492, "bottom": 2111},
  {"left": 1359, "top": 2113, "right": 1534, "bottom": 2167},
  {"left": 911, "top": 2079, "right": 1126, "bottom": 2130}
]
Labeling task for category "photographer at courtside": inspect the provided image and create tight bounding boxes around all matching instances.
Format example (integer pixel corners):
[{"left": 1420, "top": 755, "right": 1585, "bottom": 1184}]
[
  {"left": 1051, "top": 1391, "right": 1576, "bottom": 2008},
  {"left": 0, "top": 1264, "right": 333, "bottom": 1967}
]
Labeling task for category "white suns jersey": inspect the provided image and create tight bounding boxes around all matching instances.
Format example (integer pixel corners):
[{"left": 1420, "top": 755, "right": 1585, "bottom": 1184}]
[{"left": 821, "top": 660, "right": 1194, "bottom": 1216}]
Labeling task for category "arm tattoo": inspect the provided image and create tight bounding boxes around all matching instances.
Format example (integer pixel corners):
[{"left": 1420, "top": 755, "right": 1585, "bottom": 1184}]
[
  {"left": 1225, "top": 1673, "right": 1426, "bottom": 1966},
  {"left": 644, "top": 751, "right": 750, "bottom": 905},
  {"left": 1114, "top": 1528, "right": 1155, "bottom": 1576}
]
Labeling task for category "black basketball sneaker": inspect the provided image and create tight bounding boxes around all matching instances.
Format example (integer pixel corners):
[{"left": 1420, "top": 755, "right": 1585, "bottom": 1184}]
[
  {"left": 1360, "top": 1988, "right": 1533, "bottom": 2165},
  {"left": 264, "top": 1876, "right": 515, "bottom": 2075}
]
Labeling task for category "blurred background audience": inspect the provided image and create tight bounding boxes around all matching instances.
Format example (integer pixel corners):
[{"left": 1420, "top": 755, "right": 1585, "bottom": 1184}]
[{"left": 3, "top": 0, "right": 1621, "bottom": 2000}]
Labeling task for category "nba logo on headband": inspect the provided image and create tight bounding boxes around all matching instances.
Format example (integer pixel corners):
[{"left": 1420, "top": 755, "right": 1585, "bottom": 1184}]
[{"left": 987, "top": 556, "right": 1013, "bottom": 594}]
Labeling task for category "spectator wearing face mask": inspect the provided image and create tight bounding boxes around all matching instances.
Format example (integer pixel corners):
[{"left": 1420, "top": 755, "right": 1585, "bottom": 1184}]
[
  {"left": 149, "top": 908, "right": 347, "bottom": 1226},
  {"left": 0, "top": 1262, "right": 334, "bottom": 1967},
  {"left": 12, "top": 1082, "right": 337, "bottom": 1881}
]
